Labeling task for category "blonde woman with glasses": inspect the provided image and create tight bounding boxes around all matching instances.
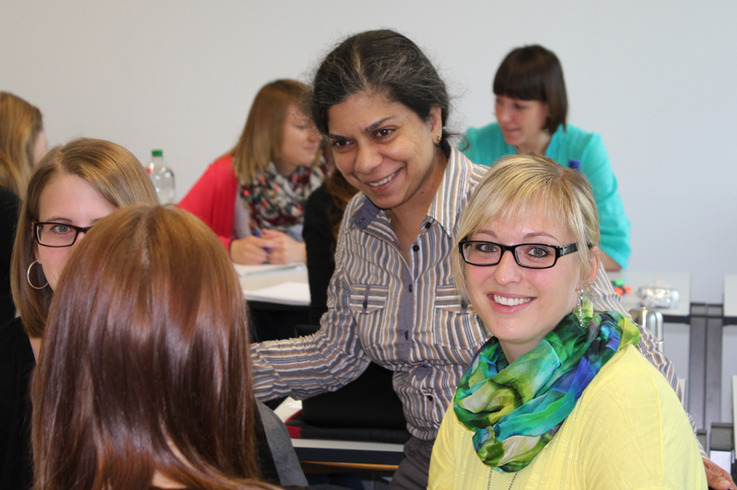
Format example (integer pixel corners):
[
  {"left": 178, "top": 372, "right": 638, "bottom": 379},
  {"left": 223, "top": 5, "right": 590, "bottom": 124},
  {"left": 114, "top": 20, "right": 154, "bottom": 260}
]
[{"left": 429, "top": 155, "right": 705, "bottom": 488}]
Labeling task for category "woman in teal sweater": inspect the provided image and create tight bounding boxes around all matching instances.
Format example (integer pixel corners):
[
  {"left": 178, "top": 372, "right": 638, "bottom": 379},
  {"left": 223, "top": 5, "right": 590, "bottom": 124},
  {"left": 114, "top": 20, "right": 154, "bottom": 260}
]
[{"left": 463, "top": 45, "right": 630, "bottom": 271}]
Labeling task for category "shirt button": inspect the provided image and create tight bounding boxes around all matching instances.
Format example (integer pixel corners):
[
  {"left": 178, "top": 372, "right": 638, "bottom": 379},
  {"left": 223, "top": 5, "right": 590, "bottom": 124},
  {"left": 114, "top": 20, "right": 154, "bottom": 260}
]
[
  {"left": 412, "top": 244, "right": 420, "bottom": 252},
  {"left": 425, "top": 222, "right": 432, "bottom": 229},
  {"left": 426, "top": 395, "right": 434, "bottom": 402},
  {"left": 408, "top": 284, "right": 413, "bottom": 293}
]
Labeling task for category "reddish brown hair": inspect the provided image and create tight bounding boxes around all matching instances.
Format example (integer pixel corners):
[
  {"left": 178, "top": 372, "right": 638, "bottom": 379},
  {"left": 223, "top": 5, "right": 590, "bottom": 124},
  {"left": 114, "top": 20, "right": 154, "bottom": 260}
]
[{"left": 32, "top": 205, "right": 262, "bottom": 489}]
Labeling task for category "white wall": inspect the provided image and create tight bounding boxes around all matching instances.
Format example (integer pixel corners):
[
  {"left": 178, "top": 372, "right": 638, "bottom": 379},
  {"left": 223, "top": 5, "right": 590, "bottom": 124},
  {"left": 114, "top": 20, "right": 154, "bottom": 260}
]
[{"left": 3, "top": 0, "right": 736, "bottom": 302}]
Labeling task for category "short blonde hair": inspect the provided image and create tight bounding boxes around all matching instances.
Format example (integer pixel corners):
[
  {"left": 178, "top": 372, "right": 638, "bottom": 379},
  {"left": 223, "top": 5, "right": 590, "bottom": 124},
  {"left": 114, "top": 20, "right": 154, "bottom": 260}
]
[
  {"left": 10, "top": 137, "right": 157, "bottom": 337},
  {"left": 453, "top": 154, "right": 599, "bottom": 301}
]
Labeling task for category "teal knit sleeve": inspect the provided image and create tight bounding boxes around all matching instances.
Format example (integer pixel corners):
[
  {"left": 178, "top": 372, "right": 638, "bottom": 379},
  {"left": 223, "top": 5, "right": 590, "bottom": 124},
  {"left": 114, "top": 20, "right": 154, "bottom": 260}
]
[
  {"left": 577, "top": 133, "right": 631, "bottom": 268},
  {"left": 461, "top": 126, "right": 486, "bottom": 165},
  {"left": 461, "top": 123, "right": 514, "bottom": 167}
]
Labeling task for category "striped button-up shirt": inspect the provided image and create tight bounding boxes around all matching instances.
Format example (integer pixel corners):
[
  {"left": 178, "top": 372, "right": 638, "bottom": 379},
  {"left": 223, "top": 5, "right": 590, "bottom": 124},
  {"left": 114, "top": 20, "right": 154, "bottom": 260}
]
[{"left": 251, "top": 148, "right": 681, "bottom": 441}]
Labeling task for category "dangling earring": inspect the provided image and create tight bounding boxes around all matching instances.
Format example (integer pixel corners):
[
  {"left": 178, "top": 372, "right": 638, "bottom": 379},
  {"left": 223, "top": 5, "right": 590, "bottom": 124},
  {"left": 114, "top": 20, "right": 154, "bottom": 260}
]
[
  {"left": 26, "top": 260, "right": 48, "bottom": 290},
  {"left": 577, "top": 288, "right": 585, "bottom": 328}
]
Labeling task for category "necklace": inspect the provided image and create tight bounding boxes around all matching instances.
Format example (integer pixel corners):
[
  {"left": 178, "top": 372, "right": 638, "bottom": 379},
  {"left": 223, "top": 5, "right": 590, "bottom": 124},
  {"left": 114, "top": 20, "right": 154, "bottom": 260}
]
[{"left": 487, "top": 468, "right": 518, "bottom": 489}]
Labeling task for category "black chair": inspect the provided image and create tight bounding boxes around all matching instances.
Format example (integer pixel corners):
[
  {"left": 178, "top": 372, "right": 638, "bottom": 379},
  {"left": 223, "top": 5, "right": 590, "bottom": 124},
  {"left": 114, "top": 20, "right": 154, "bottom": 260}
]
[
  {"left": 284, "top": 325, "right": 409, "bottom": 480},
  {"left": 287, "top": 362, "right": 409, "bottom": 444},
  {"left": 249, "top": 302, "right": 310, "bottom": 342}
]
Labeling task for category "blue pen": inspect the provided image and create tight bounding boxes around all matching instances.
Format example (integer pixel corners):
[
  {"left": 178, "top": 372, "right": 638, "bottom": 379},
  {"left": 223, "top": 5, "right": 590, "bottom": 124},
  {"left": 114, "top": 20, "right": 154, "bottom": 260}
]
[
  {"left": 249, "top": 221, "right": 269, "bottom": 254},
  {"left": 249, "top": 220, "right": 261, "bottom": 238}
]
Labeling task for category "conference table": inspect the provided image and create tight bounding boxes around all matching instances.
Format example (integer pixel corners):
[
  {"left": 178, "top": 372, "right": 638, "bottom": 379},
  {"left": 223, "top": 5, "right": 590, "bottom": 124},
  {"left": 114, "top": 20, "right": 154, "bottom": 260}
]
[
  {"left": 607, "top": 269, "right": 691, "bottom": 320},
  {"left": 237, "top": 263, "right": 311, "bottom": 306},
  {"left": 236, "top": 263, "right": 311, "bottom": 342}
]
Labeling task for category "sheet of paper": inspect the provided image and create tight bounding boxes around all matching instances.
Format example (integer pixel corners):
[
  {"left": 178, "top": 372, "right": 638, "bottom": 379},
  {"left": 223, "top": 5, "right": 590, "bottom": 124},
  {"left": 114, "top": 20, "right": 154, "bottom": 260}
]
[
  {"left": 243, "top": 281, "right": 311, "bottom": 306},
  {"left": 233, "top": 262, "right": 303, "bottom": 277},
  {"left": 274, "top": 397, "right": 302, "bottom": 422}
]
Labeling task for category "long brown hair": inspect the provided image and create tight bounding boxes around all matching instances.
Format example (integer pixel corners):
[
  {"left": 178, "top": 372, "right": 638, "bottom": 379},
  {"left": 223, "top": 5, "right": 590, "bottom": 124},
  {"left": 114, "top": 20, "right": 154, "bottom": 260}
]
[
  {"left": 230, "top": 79, "right": 317, "bottom": 186},
  {"left": 32, "top": 205, "right": 263, "bottom": 490},
  {"left": 10, "top": 137, "right": 157, "bottom": 338},
  {"left": 0, "top": 91, "right": 44, "bottom": 196}
]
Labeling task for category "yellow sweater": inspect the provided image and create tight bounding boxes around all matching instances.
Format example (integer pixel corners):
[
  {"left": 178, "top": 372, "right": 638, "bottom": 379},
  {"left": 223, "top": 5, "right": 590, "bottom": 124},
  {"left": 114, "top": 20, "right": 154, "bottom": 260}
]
[{"left": 429, "top": 344, "right": 706, "bottom": 489}]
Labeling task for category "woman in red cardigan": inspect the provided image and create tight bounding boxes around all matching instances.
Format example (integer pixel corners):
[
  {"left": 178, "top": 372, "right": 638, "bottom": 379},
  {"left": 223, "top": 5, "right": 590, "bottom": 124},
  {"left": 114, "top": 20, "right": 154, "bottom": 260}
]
[{"left": 180, "top": 79, "right": 325, "bottom": 264}]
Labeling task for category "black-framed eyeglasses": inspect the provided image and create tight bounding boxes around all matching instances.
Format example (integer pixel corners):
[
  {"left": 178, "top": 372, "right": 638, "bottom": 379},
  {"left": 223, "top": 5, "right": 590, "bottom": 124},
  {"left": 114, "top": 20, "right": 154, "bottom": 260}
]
[
  {"left": 458, "top": 240, "right": 578, "bottom": 269},
  {"left": 33, "top": 221, "right": 93, "bottom": 248}
]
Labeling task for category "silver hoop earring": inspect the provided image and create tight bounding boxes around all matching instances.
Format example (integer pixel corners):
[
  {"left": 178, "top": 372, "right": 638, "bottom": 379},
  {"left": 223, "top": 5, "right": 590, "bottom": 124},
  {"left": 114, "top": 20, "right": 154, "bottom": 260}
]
[
  {"left": 26, "top": 260, "right": 48, "bottom": 290},
  {"left": 577, "top": 288, "right": 585, "bottom": 328}
]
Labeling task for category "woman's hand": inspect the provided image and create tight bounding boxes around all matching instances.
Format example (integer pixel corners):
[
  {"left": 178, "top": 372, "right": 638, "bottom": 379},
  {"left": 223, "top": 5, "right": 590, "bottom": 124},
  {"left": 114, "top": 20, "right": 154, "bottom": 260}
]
[
  {"left": 260, "top": 229, "right": 306, "bottom": 264},
  {"left": 230, "top": 230, "right": 306, "bottom": 265},
  {"left": 229, "top": 236, "right": 273, "bottom": 264},
  {"left": 704, "top": 457, "right": 736, "bottom": 489}
]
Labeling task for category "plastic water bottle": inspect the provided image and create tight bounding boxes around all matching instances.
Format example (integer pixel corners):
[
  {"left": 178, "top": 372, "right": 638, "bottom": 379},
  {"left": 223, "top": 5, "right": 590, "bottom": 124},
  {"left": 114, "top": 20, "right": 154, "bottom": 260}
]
[{"left": 147, "top": 149, "right": 175, "bottom": 204}]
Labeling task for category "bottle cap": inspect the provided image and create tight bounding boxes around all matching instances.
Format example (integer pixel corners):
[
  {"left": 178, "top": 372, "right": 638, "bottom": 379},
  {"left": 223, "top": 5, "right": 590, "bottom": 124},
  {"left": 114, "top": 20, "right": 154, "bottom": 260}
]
[{"left": 152, "top": 149, "right": 163, "bottom": 157}]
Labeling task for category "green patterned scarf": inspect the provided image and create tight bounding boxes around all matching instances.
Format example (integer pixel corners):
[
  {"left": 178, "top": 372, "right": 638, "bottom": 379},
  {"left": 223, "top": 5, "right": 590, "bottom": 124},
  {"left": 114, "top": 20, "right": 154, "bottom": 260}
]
[{"left": 453, "top": 299, "right": 640, "bottom": 472}]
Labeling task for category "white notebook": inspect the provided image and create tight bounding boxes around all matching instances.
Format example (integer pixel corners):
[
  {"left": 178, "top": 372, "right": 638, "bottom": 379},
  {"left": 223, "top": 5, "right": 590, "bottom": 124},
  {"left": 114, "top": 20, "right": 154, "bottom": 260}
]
[
  {"left": 233, "top": 262, "right": 303, "bottom": 277},
  {"left": 242, "top": 281, "right": 311, "bottom": 306}
]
